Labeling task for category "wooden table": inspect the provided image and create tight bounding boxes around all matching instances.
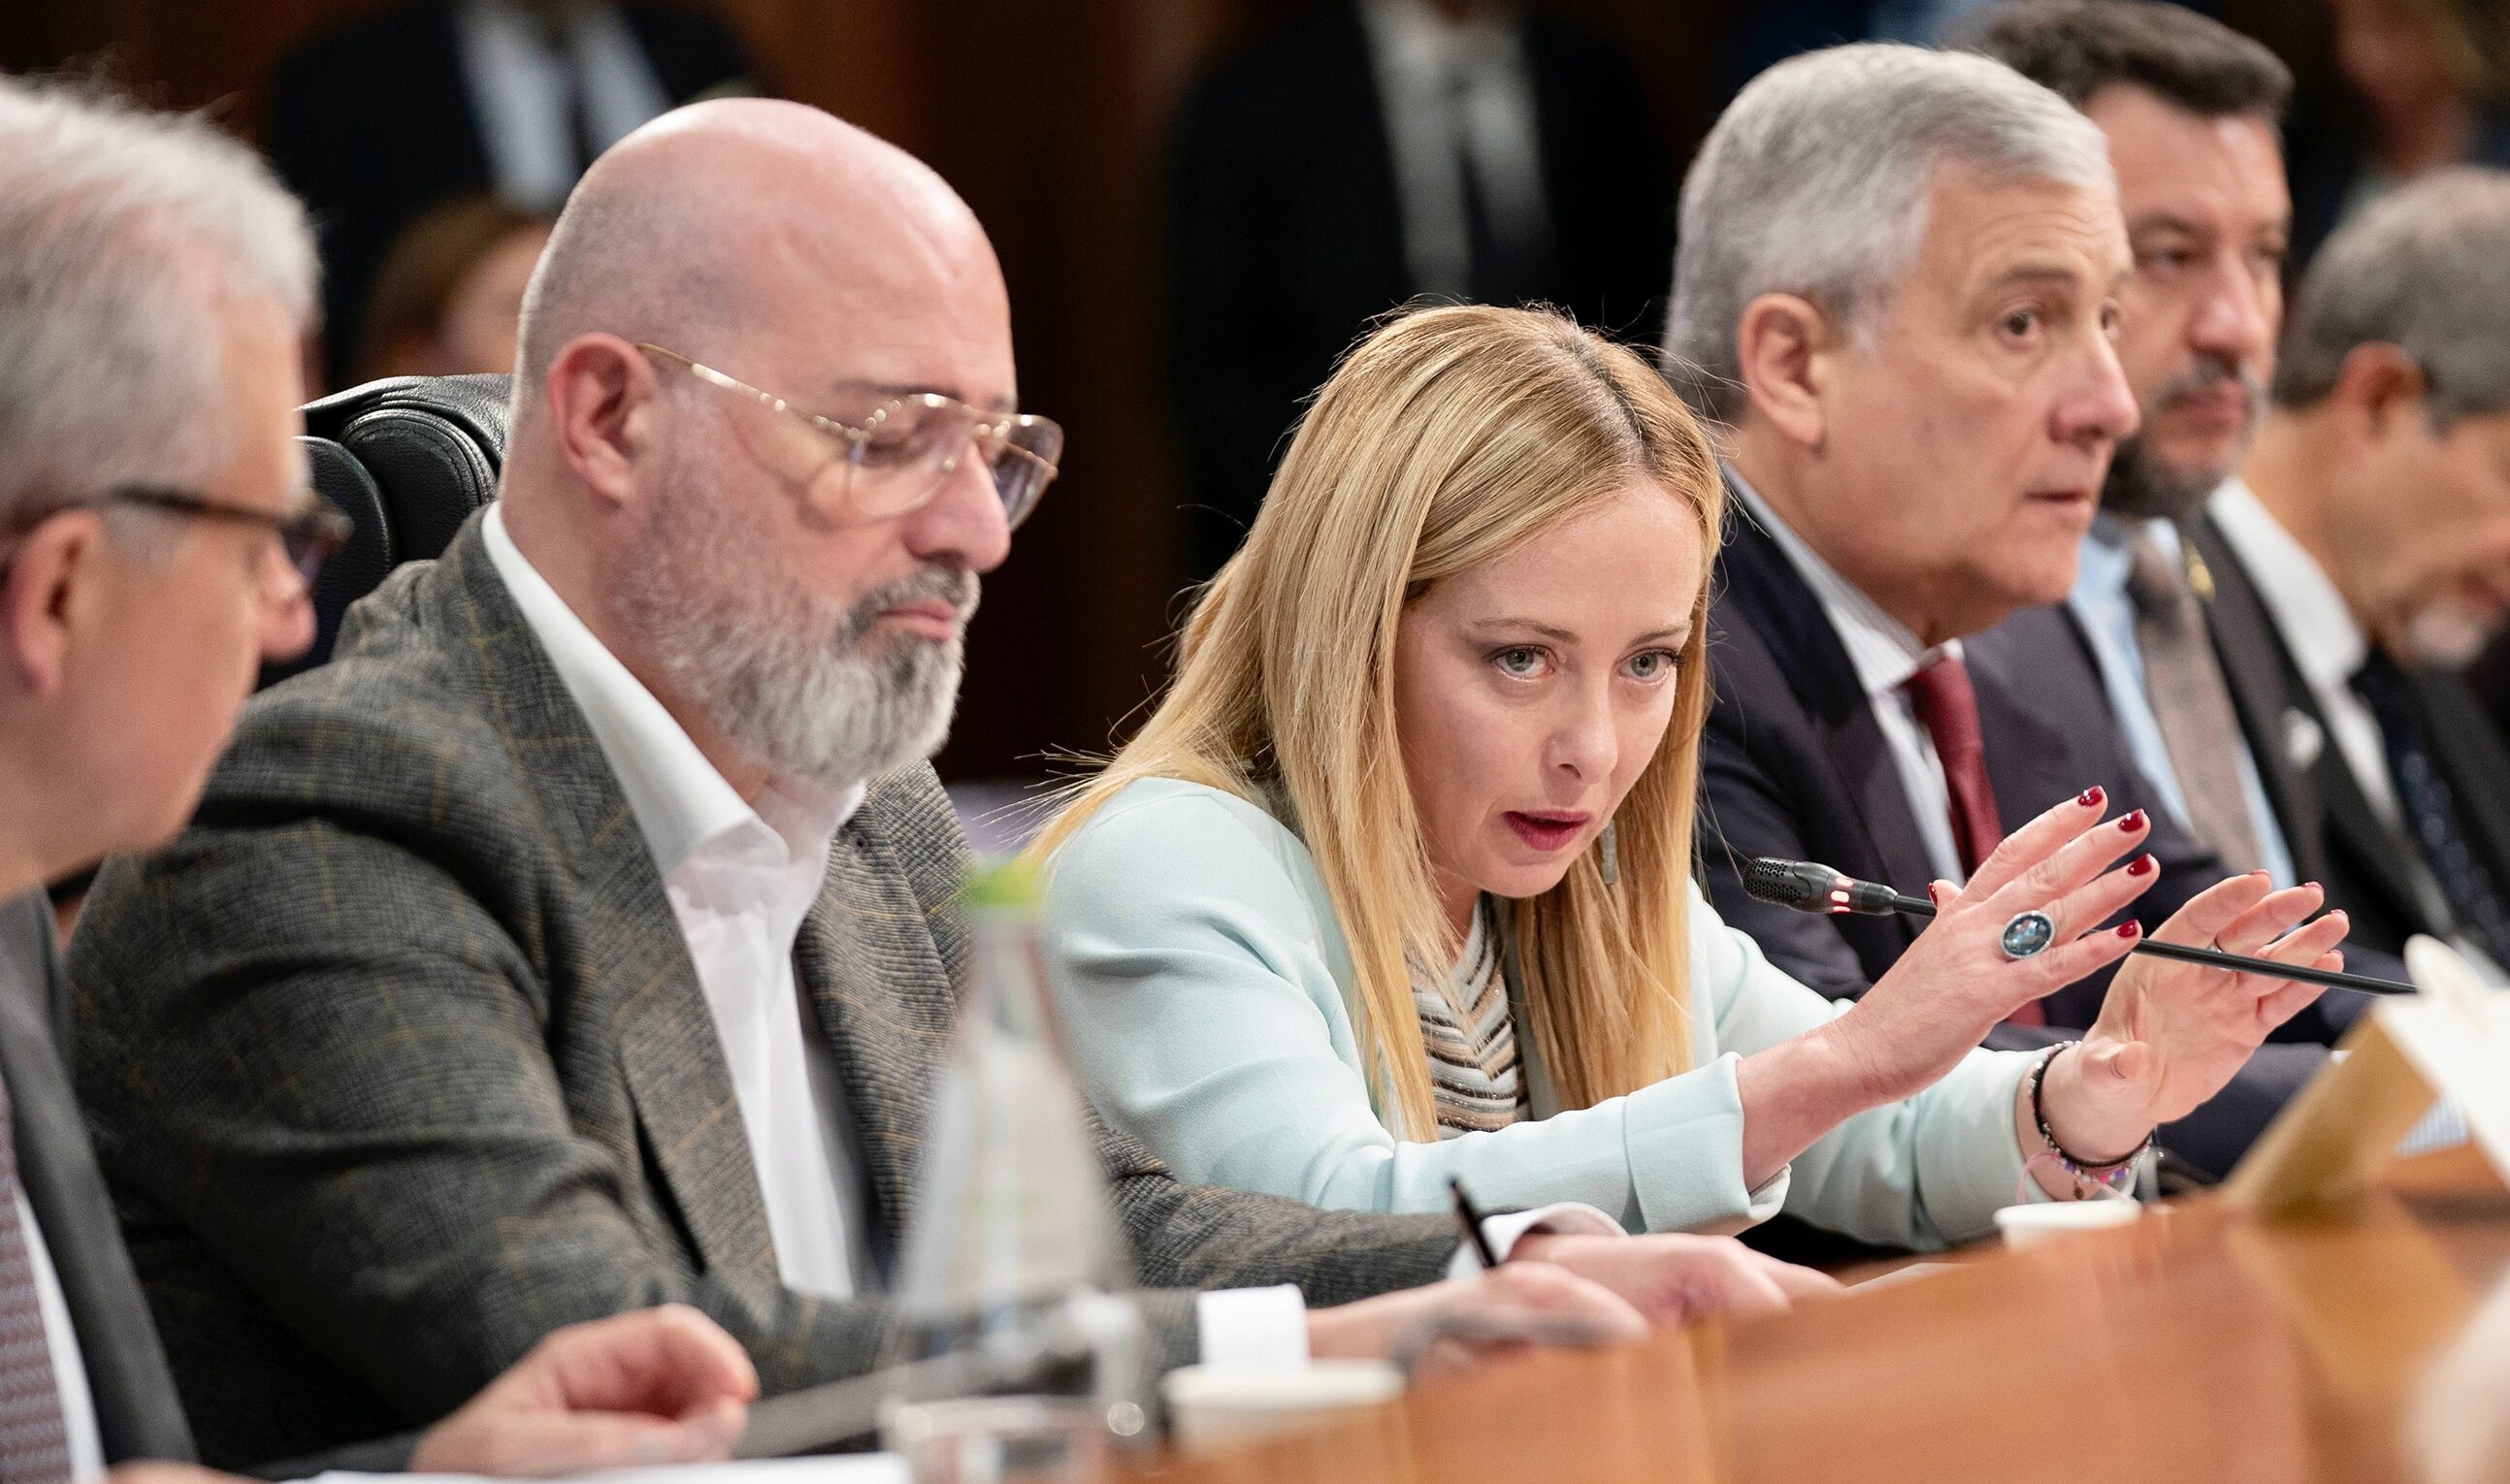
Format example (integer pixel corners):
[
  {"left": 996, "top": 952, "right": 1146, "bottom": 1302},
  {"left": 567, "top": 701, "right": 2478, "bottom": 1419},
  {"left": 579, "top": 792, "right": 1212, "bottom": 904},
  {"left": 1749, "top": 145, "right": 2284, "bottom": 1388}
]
[{"left": 1145, "top": 1148, "right": 2510, "bottom": 1484}]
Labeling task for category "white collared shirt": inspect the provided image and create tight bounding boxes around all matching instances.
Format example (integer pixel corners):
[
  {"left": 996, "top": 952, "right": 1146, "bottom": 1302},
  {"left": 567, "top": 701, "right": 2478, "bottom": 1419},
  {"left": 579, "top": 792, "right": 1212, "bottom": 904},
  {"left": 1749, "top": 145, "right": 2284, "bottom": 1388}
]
[
  {"left": 483, "top": 505, "right": 869, "bottom": 1297},
  {"left": 453, "top": 0, "right": 672, "bottom": 210},
  {"left": 1728, "top": 469, "right": 1968, "bottom": 884},
  {"left": 1356, "top": 0, "right": 1549, "bottom": 302}
]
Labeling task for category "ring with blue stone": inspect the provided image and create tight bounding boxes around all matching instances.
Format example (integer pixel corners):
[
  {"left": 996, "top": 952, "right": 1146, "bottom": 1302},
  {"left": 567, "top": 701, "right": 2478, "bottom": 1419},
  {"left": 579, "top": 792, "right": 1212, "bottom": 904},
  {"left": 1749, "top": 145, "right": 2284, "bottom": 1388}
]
[{"left": 1999, "top": 909, "right": 2058, "bottom": 960}]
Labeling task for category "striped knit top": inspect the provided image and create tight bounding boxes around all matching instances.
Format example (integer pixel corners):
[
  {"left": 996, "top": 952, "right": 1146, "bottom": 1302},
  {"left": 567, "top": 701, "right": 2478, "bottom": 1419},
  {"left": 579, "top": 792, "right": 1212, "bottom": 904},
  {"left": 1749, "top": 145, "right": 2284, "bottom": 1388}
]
[{"left": 1413, "top": 900, "right": 1525, "bottom": 1138}]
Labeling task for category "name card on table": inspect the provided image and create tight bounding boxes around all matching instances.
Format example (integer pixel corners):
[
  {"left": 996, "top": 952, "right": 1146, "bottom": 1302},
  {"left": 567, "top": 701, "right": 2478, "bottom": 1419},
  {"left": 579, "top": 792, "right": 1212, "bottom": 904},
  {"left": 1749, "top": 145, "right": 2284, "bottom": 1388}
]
[{"left": 2224, "top": 936, "right": 2510, "bottom": 1218}]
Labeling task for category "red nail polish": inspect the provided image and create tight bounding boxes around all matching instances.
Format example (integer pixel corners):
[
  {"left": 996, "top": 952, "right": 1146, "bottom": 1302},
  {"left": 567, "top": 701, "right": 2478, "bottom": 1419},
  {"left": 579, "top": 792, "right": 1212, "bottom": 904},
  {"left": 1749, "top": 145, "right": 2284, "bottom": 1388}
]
[
  {"left": 2077, "top": 786, "right": 2104, "bottom": 809},
  {"left": 2117, "top": 920, "right": 2141, "bottom": 939},
  {"left": 2126, "top": 855, "right": 2156, "bottom": 877},
  {"left": 2120, "top": 810, "right": 2148, "bottom": 832}
]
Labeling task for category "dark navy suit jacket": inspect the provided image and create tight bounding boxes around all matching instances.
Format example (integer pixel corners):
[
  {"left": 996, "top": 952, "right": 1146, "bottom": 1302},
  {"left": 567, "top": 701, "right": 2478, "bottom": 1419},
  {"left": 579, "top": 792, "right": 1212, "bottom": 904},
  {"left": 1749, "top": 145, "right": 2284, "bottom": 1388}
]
[{"left": 1697, "top": 502, "right": 2356, "bottom": 1179}]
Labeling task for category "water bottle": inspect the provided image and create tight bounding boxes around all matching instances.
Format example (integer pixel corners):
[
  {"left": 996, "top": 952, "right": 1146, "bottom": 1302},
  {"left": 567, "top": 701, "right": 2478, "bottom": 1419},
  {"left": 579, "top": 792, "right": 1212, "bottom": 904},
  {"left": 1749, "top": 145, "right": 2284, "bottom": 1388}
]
[{"left": 881, "top": 858, "right": 1148, "bottom": 1482}]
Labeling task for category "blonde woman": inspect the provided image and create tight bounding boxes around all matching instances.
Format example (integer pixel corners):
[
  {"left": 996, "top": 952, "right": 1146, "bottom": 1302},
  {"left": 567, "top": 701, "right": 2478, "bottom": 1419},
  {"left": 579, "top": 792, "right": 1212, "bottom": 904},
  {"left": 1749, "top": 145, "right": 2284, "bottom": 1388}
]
[{"left": 1036, "top": 306, "right": 2345, "bottom": 1247}]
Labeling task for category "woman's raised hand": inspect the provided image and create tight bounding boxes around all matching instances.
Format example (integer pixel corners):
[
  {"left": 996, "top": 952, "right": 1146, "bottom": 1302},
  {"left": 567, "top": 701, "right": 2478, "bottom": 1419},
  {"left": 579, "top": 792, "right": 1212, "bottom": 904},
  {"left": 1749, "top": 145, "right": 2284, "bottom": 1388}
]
[
  {"left": 2034, "top": 873, "right": 2349, "bottom": 1163},
  {"left": 1839, "top": 787, "right": 2157, "bottom": 1103}
]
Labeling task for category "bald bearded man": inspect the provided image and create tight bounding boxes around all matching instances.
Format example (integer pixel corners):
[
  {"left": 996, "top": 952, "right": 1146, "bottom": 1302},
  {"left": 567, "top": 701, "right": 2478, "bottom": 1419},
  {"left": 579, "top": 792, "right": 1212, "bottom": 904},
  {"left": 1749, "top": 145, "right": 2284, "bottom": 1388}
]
[{"left": 67, "top": 99, "right": 1803, "bottom": 1467}]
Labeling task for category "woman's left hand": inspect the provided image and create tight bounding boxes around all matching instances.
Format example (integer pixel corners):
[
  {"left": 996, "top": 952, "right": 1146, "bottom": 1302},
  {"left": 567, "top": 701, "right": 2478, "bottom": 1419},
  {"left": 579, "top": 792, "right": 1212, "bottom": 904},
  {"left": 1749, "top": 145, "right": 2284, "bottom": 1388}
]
[{"left": 2037, "top": 872, "right": 2351, "bottom": 1164}]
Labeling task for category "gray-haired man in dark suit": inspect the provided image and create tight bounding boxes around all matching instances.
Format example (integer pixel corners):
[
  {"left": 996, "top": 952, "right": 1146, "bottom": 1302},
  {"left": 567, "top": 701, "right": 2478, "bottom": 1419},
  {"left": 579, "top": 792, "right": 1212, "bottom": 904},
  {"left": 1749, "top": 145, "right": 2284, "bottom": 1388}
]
[
  {"left": 68, "top": 96, "right": 1808, "bottom": 1468},
  {"left": 0, "top": 74, "right": 821, "bottom": 1484}
]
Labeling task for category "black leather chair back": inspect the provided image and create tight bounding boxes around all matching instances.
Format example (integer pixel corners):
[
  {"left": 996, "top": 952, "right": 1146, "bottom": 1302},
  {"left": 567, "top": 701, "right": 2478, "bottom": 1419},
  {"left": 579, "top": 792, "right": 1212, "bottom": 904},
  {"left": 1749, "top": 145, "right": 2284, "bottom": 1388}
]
[{"left": 265, "top": 373, "right": 512, "bottom": 684}]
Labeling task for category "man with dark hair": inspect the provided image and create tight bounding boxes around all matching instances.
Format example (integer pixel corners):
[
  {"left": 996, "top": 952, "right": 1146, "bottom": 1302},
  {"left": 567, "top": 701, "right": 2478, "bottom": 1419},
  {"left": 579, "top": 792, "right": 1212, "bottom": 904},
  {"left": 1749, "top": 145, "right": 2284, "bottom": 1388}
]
[{"left": 1955, "top": 4, "right": 2396, "bottom": 984}]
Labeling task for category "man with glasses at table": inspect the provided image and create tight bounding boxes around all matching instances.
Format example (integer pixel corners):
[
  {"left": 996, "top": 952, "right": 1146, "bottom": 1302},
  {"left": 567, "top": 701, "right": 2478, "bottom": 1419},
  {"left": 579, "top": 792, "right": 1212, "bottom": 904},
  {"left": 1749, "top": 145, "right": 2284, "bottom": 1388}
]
[
  {"left": 0, "top": 73, "right": 832, "bottom": 1484},
  {"left": 67, "top": 96, "right": 1799, "bottom": 1468}
]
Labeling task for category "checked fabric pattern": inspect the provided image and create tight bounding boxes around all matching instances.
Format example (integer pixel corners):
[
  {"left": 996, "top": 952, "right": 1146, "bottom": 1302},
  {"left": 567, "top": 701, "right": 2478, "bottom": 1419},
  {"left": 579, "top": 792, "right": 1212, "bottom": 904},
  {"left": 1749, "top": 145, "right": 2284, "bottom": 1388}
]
[{"left": 0, "top": 1073, "right": 68, "bottom": 1484}]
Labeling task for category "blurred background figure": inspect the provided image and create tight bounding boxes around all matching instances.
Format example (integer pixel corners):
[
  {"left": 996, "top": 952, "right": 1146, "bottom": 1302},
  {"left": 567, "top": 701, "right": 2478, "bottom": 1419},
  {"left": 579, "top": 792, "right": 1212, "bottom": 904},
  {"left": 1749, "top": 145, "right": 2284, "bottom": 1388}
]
[
  {"left": 352, "top": 195, "right": 555, "bottom": 382},
  {"left": 2211, "top": 167, "right": 2510, "bottom": 977},
  {"left": 266, "top": 0, "right": 753, "bottom": 381},
  {"left": 2289, "top": 0, "right": 2510, "bottom": 264},
  {"left": 1162, "top": 0, "right": 1674, "bottom": 579}
]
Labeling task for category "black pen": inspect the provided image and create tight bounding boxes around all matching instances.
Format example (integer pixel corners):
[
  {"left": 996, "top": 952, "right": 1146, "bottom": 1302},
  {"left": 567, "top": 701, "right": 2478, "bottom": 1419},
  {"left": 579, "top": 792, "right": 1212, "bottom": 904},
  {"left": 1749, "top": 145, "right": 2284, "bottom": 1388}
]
[{"left": 1451, "top": 1177, "right": 1505, "bottom": 1271}]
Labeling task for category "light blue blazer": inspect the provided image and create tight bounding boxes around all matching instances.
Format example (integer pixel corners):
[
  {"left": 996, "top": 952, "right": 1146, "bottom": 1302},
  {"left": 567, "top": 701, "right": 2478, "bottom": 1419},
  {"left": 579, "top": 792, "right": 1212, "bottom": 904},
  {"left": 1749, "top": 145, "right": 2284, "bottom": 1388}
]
[{"left": 1044, "top": 777, "right": 2043, "bottom": 1248}]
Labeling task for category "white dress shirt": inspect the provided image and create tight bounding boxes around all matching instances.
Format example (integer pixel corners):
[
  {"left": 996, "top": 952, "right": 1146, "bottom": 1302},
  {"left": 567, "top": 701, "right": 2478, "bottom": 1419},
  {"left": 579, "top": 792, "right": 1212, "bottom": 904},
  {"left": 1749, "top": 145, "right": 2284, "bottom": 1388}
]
[
  {"left": 483, "top": 505, "right": 869, "bottom": 1298},
  {"left": 453, "top": 0, "right": 672, "bottom": 210},
  {"left": 1356, "top": 0, "right": 1549, "bottom": 303},
  {"left": 479, "top": 507, "right": 1586, "bottom": 1365},
  {"left": 2067, "top": 510, "right": 2299, "bottom": 887},
  {"left": 1729, "top": 470, "right": 1968, "bottom": 883}
]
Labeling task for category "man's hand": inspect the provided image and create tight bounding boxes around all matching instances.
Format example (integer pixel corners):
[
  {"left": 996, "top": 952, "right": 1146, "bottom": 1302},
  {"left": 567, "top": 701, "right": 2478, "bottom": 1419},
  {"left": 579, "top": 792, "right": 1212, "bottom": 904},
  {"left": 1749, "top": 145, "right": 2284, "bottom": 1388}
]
[
  {"left": 408, "top": 1305, "right": 760, "bottom": 1477},
  {"left": 1305, "top": 1262, "right": 1648, "bottom": 1379},
  {"left": 1509, "top": 1231, "right": 1841, "bottom": 1326}
]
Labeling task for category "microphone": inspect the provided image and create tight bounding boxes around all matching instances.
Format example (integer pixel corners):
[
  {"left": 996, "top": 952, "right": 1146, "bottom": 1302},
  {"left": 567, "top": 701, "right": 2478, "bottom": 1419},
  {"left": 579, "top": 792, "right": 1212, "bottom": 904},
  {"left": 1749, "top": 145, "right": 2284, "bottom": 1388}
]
[{"left": 1741, "top": 855, "right": 2413, "bottom": 996}]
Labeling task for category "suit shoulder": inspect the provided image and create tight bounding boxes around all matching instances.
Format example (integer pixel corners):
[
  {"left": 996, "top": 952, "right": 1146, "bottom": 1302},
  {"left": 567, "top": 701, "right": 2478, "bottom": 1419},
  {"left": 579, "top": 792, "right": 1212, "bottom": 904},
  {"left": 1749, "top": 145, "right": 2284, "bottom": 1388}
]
[
  {"left": 1048, "top": 778, "right": 1320, "bottom": 921},
  {"left": 1703, "top": 601, "right": 1802, "bottom": 735},
  {"left": 200, "top": 579, "right": 553, "bottom": 832},
  {"left": 1966, "top": 603, "right": 2089, "bottom": 675}
]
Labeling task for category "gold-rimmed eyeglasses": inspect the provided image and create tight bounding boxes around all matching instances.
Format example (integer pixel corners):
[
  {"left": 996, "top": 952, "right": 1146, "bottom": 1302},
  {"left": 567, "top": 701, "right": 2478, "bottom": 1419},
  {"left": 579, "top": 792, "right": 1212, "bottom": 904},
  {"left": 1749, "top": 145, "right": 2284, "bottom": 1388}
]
[{"left": 636, "top": 342, "right": 1062, "bottom": 532}]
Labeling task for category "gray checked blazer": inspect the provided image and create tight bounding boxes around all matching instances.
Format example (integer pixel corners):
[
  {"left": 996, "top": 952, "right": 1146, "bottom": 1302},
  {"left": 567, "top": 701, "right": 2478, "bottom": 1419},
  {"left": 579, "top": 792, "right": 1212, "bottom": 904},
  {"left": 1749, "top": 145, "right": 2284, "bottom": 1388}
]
[{"left": 68, "top": 516, "right": 1456, "bottom": 1468}]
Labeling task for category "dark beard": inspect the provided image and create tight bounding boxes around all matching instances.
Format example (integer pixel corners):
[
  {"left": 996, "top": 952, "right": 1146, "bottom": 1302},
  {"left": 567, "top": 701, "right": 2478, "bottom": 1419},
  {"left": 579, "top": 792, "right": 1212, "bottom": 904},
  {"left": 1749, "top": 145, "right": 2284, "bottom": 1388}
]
[
  {"left": 2101, "top": 434, "right": 2227, "bottom": 522},
  {"left": 2103, "top": 357, "right": 2266, "bottom": 522}
]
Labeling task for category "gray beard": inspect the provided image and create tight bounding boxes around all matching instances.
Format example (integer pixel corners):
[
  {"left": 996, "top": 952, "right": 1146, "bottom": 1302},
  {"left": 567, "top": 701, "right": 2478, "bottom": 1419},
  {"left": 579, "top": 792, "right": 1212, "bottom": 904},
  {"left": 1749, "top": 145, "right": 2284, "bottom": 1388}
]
[{"left": 615, "top": 476, "right": 975, "bottom": 791}]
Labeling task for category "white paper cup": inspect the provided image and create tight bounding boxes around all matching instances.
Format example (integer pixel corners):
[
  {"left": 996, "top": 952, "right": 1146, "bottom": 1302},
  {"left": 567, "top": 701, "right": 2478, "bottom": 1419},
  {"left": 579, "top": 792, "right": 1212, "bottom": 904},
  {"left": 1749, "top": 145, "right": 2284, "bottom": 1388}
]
[
  {"left": 1994, "top": 1198, "right": 2142, "bottom": 1248},
  {"left": 1160, "top": 1360, "right": 1406, "bottom": 1454}
]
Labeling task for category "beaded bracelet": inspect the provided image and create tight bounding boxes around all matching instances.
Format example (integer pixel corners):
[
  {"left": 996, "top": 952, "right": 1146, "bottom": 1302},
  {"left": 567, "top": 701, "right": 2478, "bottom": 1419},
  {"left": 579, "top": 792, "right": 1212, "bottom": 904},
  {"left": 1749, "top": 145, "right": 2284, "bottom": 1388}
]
[{"left": 2027, "top": 1041, "right": 2152, "bottom": 1197}]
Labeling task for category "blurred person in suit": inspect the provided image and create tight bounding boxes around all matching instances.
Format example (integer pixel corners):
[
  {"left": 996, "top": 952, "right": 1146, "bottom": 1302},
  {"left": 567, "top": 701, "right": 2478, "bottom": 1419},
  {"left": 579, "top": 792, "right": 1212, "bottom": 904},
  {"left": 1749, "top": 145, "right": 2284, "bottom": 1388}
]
[
  {"left": 266, "top": 0, "right": 752, "bottom": 382},
  {"left": 0, "top": 73, "right": 796, "bottom": 1483},
  {"left": 67, "top": 95, "right": 1816, "bottom": 1468},
  {"left": 351, "top": 195, "right": 554, "bottom": 384},
  {"left": 2204, "top": 169, "right": 2510, "bottom": 982},
  {"left": 1163, "top": 0, "right": 1674, "bottom": 579},
  {"left": 1955, "top": 4, "right": 2413, "bottom": 1003},
  {"left": 2289, "top": 0, "right": 2510, "bottom": 267},
  {"left": 1666, "top": 44, "right": 2349, "bottom": 1181}
]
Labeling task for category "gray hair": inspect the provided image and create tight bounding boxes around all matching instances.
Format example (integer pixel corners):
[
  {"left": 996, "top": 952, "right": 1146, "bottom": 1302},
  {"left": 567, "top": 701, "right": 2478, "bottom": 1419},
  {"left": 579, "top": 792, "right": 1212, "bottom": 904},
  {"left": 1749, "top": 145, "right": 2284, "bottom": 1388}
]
[
  {"left": 2272, "top": 167, "right": 2510, "bottom": 427},
  {"left": 0, "top": 77, "right": 317, "bottom": 536},
  {"left": 1664, "top": 43, "right": 2114, "bottom": 426}
]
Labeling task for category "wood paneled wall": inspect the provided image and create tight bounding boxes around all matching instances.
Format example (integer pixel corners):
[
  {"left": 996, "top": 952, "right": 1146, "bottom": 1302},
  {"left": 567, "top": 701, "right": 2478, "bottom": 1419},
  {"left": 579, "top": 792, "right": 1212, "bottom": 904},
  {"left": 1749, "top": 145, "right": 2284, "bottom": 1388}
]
[
  {"left": 4, "top": 1, "right": 2324, "bottom": 782},
  {"left": 0, "top": 0, "right": 1722, "bottom": 782}
]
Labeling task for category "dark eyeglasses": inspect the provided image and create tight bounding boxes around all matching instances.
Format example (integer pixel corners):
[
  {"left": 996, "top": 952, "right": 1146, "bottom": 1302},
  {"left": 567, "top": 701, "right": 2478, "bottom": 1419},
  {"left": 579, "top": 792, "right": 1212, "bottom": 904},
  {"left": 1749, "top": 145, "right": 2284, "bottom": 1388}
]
[{"left": 94, "top": 485, "right": 353, "bottom": 589}]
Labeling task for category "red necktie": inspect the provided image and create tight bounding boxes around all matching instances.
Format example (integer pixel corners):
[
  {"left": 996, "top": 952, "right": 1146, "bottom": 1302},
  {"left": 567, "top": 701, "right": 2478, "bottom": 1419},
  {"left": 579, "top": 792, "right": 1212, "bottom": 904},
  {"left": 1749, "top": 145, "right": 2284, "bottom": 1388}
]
[{"left": 1906, "top": 653, "right": 2042, "bottom": 1027}]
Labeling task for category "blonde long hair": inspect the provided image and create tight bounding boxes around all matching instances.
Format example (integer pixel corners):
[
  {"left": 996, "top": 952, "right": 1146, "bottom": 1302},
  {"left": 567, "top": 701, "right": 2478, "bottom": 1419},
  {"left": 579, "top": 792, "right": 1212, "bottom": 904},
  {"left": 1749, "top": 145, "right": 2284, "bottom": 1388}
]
[{"left": 1036, "top": 305, "right": 1723, "bottom": 1138}]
